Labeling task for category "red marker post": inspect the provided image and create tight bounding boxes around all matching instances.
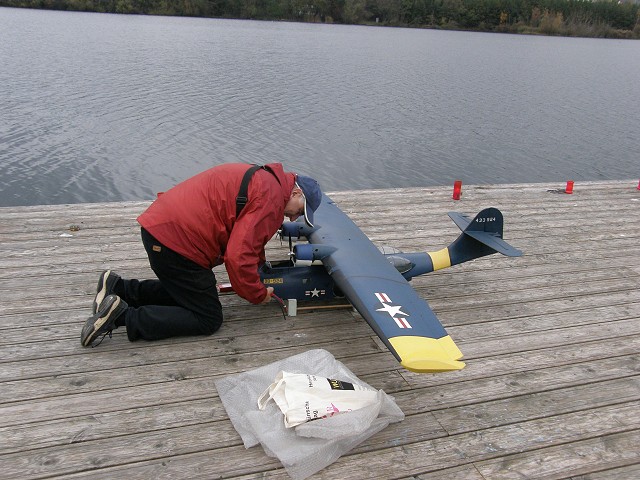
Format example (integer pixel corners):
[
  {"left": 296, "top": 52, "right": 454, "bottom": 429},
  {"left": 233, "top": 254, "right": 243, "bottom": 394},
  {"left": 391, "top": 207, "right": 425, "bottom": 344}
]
[
  {"left": 452, "top": 180, "right": 462, "bottom": 200},
  {"left": 637, "top": 179, "right": 640, "bottom": 190},
  {"left": 565, "top": 181, "right": 574, "bottom": 194}
]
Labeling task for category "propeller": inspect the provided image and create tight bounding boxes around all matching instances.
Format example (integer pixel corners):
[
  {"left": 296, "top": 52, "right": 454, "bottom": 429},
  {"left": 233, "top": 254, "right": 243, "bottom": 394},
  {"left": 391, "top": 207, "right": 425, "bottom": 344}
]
[{"left": 277, "top": 223, "right": 296, "bottom": 263}]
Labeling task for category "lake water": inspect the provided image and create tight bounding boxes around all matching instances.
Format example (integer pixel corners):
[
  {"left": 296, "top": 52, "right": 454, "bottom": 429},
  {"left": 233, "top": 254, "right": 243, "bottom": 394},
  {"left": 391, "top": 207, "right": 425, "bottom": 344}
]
[{"left": 1, "top": 7, "right": 639, "bottom": 207}]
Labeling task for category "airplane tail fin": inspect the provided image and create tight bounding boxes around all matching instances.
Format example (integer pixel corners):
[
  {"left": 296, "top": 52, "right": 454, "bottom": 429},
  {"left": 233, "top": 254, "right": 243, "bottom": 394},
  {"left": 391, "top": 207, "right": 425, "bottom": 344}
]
[
  {"left": 446, "top": 207, "right": 522, "bottom": 266},
  {"left": 424, "top": 208, "right": 521, "bottom": 272}
]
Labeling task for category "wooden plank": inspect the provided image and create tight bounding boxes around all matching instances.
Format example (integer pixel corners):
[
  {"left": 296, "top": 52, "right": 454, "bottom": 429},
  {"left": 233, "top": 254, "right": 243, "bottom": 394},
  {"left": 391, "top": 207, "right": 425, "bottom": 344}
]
[
  {"left": 320, "top": 404, "right": 640, "bottom": 480},
  {"left": 3, "top": 306, "right": 636, "bottom": 403},
  {"left": 41, "top": 402, "right": 640, "bottom": 479},
  {"left": 0, "top": 323, "right": 379, "bottom": 384},
  {"left": 432, "top": 376, "right": 640, "bottom": 434},
  {"left": 574, "top": 463, "right": 640, "bottom": 479},
  {"left": 0, "top": 178, "right": 633, "bottom": 218},
  {"left": 475, "top": 430, "right": 640, "bottom": 479},
  {"left": 396, "top": 355, "right": 640, "bottom": 415},
  {"left": 3, "top": 245, "right": 637, "bottom": 295},
  {"left": 2, "top": 349, "right": 636, "bottom": 450},
  {"left": 414, "top": 465, "right": 485, "bottom": 480},
  {"left": 1, "top": 302, "right": 638, "bottom": 390},
  {"left": 0, "top": 371, "right": 414, "bottom": 456},
  {"left": 2, "top": 249, "right": 638, "bottom": 311},
  {"left": 2, "top": 211, "right": 639, "bottom": 256},
  {"left": 2, "top": 279, "right": 638, "bottom": 344},
  {"left": 4, "top": 209, "right": 636, "bottom": 244},
  {"left": 1, "top": 261, "right": 638, "bottom": 318},
  {"left": 397, "top": 335, "right": 640, "bottom": 390},
  {"left": 3, "top": 231, "right": 638, "bottom": 285},
  {"left": 3, "top": 257, "right": 638, "bottom": 312}
]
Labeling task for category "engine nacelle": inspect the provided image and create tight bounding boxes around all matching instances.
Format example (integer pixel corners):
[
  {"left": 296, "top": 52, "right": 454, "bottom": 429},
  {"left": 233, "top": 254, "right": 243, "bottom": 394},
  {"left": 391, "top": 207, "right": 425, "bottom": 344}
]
[
  {"left": 280, "top": 221, "right": 315, "bottom": 239},
  {"left": 293, "top": 244, "right": 336, "bottom": 262}
]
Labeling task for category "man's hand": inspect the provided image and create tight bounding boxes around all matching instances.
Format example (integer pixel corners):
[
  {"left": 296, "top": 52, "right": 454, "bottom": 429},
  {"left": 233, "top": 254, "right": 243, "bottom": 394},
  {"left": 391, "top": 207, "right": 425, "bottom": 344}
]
[{"left": 261, "top": 287, "right": 274, "bottom": 304}]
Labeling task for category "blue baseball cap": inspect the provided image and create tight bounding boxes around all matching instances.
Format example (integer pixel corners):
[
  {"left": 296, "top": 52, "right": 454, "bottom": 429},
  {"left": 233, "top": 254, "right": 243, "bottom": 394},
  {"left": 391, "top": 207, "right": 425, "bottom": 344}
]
[{"left": 295, "top": 174, "right": 322, "bottom": 228}]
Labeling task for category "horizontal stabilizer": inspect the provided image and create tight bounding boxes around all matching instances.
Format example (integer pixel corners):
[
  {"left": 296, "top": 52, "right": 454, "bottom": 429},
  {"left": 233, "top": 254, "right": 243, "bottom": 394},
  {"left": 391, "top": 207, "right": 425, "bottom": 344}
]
[
  {"left": 465, "top": 231, "right": 522, "bottom": 257},
  {"left": 448, "top": 212, "right": 472, "bottom": 231}
]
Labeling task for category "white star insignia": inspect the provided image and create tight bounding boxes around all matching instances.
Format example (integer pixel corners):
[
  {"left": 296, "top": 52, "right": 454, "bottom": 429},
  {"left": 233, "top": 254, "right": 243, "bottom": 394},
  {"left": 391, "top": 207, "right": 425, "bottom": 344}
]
[
  {"left": 376, "top": 302, "right": 408, "bottom": 318},
  {"left": 310, "top": 288, "right": 321, "bottom": 297}
]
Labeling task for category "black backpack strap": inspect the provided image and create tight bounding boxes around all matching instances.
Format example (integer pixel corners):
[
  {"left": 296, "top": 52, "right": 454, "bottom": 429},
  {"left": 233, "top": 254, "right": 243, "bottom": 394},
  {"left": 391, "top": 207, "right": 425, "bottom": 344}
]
[{"left": 236, "top": 164, "right": 264, "bottom": 217}]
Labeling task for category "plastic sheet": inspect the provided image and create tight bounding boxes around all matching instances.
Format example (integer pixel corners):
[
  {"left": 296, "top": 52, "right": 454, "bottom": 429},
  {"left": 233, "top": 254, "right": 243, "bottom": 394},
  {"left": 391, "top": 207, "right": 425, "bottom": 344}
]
[{"left": 214, "top": 349, "right": 404, "bottom": 479}]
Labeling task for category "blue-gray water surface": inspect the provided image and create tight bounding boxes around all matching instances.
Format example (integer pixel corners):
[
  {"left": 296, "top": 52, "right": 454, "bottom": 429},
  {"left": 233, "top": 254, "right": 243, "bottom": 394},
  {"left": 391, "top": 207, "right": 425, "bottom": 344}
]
[{"left": 1, "top": 7, "right": 639, "bottom": 207}]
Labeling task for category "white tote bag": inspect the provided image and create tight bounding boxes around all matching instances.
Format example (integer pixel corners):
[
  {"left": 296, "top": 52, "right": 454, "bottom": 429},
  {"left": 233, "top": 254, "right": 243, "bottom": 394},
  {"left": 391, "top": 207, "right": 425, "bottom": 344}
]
[{"left": 258, "top": 371, "right": 379, "bottom": 428}]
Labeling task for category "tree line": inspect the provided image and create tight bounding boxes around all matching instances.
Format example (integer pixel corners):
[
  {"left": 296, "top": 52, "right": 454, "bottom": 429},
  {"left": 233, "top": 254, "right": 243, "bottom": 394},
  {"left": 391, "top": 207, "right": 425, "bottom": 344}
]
[{"left": 3, "top": 0, "right": 640, "bottom": 38}]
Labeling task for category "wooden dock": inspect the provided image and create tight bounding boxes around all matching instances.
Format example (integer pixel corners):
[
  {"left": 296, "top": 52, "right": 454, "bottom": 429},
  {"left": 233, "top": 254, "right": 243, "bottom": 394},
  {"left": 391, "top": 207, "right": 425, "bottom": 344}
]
[{"left": 1, "top": 180, "right": 639, "bottom": 479}]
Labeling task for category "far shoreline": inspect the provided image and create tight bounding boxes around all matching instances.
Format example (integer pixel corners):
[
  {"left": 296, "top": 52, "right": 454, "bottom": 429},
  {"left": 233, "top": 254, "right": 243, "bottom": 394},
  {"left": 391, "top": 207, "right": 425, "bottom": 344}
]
[{"left": 2, "top": 1, "right": 639, "bottom": 40}]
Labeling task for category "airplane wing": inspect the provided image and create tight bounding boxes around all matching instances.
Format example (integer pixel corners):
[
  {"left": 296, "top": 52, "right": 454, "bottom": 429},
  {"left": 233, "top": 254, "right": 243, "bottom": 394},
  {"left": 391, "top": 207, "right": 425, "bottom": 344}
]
[{"left": 306, "top": 195, "right": 465, "bottom": 373}]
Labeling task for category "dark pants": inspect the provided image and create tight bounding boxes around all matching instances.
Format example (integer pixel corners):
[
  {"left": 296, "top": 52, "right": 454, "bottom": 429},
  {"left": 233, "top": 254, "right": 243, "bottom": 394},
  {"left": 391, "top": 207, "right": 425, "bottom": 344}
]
[{"left": 117, "top": 228, "right": 223, "bottom": 341}]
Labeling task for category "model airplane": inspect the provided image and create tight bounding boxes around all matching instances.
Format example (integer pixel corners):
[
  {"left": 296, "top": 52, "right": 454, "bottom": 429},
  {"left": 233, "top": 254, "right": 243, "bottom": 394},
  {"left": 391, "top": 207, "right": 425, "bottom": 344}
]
[{"left": 221, "top": 194, "right": 522, "bottom": 374}]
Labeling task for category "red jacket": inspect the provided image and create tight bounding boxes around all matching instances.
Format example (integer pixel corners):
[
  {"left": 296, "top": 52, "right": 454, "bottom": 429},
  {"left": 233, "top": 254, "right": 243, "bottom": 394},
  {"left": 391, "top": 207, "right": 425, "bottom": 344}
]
[{"left": 138, "top": 163, "right": 295, "bottom": 304}]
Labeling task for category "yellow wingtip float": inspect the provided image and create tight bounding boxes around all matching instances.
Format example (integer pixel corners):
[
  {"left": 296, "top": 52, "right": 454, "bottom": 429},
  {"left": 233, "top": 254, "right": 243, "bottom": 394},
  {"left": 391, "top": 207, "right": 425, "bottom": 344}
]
[{"left": 389, "top": 335, "right": 465, "bottom": 373}]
